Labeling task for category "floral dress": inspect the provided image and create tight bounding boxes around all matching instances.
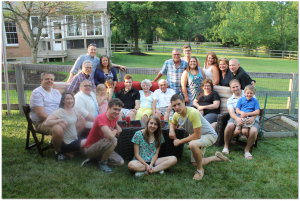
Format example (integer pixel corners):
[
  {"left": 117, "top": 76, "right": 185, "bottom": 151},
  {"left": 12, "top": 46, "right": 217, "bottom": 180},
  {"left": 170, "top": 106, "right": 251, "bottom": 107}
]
[
  {"left": 186, "top": 67, "right": 204, "bottom": 106},
  {"left": 131, "top": 130, "right": 165, "bottom": 162}
]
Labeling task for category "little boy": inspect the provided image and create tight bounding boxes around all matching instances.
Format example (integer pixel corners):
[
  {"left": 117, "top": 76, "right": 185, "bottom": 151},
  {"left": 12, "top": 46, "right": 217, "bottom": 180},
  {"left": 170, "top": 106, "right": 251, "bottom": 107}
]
[{"left": 233, "top": 85, "right": 260, "bottom": 135}]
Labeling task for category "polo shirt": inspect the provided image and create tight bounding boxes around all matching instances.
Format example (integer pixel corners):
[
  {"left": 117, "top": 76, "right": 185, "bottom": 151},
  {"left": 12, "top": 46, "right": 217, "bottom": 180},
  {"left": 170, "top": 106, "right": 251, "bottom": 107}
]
[
  {"left": 236, "top": 97, "right": 260, "bottom": 117},
  {"left": 153, "top": 88, "right": 175, "bottom": 108},
  {"left": 230, "top": 66, "right": 253, "bottom": 90},
  {"left": 66, "top": 71, "right": 96, "bottom": 94},
  {"left": 115, "top": 87, "right": 140, "bottom": 109},
  {"left": 70, "top": 53, "right": 100, "bottom": 77}
]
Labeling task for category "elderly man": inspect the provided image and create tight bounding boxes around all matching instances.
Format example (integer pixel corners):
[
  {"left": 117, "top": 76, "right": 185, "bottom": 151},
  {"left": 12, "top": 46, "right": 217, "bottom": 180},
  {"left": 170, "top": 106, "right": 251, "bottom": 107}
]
[
  {"left": 66, "top": 60, "right": 96, "bottom": 94},
  {"left": 152, "top": 79, "right": 175, "bottom": 121},
  {"left": 229, "top": 59, "right": 255, "bottom": 89},
  {"left": 30, "top": 72, "right": 85, "bottom": 162},
  {"left": 115, "top": 74, "right": 140, "bottom": 121},
  {"left": 153, "top": 48, "right": 188, "bottom": 94},
  {"left": 74, "top": 80, "right": 99, "bottom": 138},
  {"left": 222, "top": 79, "right": 260, "bottom": 160},
  {"left": 81, "top": 98, "right": 124, "bottom": 173},
  {"left": 67, "top": 44, "right": 126, "bottom": 82}
]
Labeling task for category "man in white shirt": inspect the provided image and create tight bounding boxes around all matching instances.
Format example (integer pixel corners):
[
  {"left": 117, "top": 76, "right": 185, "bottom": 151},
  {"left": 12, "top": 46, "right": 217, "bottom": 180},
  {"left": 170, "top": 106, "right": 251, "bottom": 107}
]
[{"left": 152, "top": 79, "right": 175, "bottom": 120}]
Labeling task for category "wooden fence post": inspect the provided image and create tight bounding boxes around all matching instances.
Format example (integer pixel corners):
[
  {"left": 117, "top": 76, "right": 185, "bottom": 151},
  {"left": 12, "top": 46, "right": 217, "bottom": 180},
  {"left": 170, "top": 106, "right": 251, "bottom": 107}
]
[
  {"left": 119, "top": 68, "right": 126, "bottom": 82},
  {"left": 242, "top": 48, "right": 243, "bottom": 56},
  {"left": 227, "top": 48, "right": 228, "bottom": 56},
  {"left": 282, "top": 51, "right": 284, "bottom": 58},
  {"left": 288, "top": 73, "right": 298, "bottom": 116},
  {"left": 146, "top": 44, "right": 148, "bottom": 52},
  {"left": 196, "top": 44, "right": 198, "bottom": 54},
  {"left": 269, "top": 50, "right": 271, "bottom": 58},
  {"left": 163, "top": 45, "right": 165, "bottom": 53},
  {"left": 15, "top": 64, "right": 26, "bottom": 114}
]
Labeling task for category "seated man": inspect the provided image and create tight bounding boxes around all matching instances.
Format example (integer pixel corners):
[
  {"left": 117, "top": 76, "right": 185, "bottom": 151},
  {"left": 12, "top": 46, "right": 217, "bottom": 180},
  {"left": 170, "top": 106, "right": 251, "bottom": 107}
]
[
  {"left": 152, "top": 79, "right": 175, "bottom": 121},
  {"left": 30, "top": 72, "right": 85, "bottom": 162},
  {"left": 115, "top": 74, "right": 140, "bottom": 121},
  {"left": 66, "top": 60, "right": 96, "bottom": 94},
  {"left": 169, "top": 94, "right": 231, "bottom": 181},
  {"left": 222, "top": 79, "right": 260, "bottom": 160},
  {"left": 81, "top": 98, "right": 125, "bottom": 173}
]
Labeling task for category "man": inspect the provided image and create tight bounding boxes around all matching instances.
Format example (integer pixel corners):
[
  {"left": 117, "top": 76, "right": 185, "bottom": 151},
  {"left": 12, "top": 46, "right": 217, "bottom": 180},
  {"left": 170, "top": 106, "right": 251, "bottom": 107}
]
[
  {"left": 229, "top": 59, "right": 255, "bottom": 89},
  {"left": 153, "top": 48, "right": 188, "bottom": 94},
  {"left": 30, "top": 72, "right": 85, "bottom": 162},
  {"left": 115, "top": 74, "right": 140, "bottom": 121},
  {"left": 81, "top": 98, "right": 124, "bottom": 173},
  {"left": 152, "top": 79, "right": 175, "bottom": 121},
  {"left": 222, "top": 79, "right": 260, "bottom": 160},
  {"left": 66, "top": 60, "right": 96, "bottom": 94},
  {"left": 169, "top": 94, "right": 231, "bottom": 180},
  {"left": 182, "top": 45, "right": 200, "bottom": 67},
  {"left": 67, "top": 44, "right": 126, "bottom": 82}
]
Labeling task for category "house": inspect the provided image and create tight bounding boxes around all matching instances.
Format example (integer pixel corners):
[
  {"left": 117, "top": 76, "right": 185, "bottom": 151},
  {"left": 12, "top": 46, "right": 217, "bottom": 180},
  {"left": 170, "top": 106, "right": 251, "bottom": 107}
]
[{"left": 4, "top": 1, "right": 111, "bottom": 63}]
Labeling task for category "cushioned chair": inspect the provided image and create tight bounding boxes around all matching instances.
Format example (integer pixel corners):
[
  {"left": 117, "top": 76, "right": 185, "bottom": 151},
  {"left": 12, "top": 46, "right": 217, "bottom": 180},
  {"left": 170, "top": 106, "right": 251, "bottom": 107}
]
[{"left": 23, "top": 105, "right": 53, "bottom": 156}]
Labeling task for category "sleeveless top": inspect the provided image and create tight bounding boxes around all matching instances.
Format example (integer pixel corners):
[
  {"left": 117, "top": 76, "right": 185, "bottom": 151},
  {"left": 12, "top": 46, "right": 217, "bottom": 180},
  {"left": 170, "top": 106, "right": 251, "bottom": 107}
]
[
  {"left": 203, "top": 64, "right": 214, "bottom": 83},
  {"left": 186, "top": 67, "right": 204, "bottom": 106}
]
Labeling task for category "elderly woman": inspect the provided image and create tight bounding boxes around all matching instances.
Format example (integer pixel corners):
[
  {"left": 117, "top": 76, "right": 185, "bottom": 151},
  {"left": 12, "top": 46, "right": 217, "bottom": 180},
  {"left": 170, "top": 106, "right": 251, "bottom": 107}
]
[
  {"left": 203, "top": 52, "right": 220, "bottom": 86},
  {"left": 74, "top": 80, "right": 98, "bottom": 137},
  {"left": 193, "top": 79, "right": 221, "bottom": 123},
  {"left": 45, "top": 91, "right": 86, "bottom": 158},
  {"left": 218, "top": 57, "right": 231, "bottom": 87},
  {"left": 181, "top": 56, "right": 206, "bottom": 106},
  {"left": 135, "top": 79, "right": 154, "bottom": 124}
]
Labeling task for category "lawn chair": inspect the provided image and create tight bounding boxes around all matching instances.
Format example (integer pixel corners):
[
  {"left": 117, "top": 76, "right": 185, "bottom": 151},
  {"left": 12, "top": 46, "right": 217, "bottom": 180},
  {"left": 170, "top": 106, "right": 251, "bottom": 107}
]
[{"left": 23, "top": 104, "right": 53, "bottom": 157}]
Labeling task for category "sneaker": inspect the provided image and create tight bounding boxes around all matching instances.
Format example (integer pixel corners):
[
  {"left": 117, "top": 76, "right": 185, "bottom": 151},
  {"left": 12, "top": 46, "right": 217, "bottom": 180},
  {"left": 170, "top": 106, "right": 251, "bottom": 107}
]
[
  {"left": 55, "top": 152, "right": 66, "bottom": 162},
  {"left": 98, "top": 160, "right": 113, "bottom": 173},
  {"left": 81, "top": 158, "right": 98, "bottom": 167},
  {"left": 159, "top": 170, "right": 164, "bottom": 175},
  {"left": 215, "top": 151, "right": 232, "bottom": 162},
  {"left": 135, "top": 171, "right": 148, "bottom": 177},
  {"left": 193, "top": 170, "right": 204, "bottom": 180}
]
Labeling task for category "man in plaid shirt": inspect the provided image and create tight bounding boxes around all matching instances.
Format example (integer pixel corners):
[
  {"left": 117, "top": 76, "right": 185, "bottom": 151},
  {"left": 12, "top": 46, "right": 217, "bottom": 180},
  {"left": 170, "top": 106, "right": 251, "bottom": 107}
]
[{"left": 153, "top": 48, "right": 188, "bottom": 94}]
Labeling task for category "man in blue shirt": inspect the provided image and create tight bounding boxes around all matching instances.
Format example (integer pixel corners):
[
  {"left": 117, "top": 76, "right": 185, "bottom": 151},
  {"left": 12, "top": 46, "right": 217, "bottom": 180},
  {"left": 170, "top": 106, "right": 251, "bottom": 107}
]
[{"left": 153, "top": 48, "right": 188, "bottom": 94}]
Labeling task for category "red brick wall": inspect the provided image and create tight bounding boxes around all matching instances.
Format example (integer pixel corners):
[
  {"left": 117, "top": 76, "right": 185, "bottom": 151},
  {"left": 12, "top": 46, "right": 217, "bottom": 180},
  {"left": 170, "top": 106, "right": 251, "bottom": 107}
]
[{"left": 6, "top": 21, "right": 32, "bottom": 58}]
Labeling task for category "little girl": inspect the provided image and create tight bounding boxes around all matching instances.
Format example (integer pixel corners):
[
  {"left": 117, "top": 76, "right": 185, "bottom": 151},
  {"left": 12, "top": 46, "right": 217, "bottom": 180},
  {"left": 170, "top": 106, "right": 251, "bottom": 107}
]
[
  {"left": 96, "top": 84, "right": 109, "bottom": 114},
  {"left": 128, "top": 115, "right": 177, "bottom": 177},
  {"left": 105, "top": 78, "right": 116, "bottom": 101}
]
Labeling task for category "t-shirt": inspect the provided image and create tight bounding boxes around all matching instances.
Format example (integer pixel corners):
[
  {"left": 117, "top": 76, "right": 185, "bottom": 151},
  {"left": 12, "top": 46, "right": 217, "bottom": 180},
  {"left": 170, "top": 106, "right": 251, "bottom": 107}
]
[
  {"left": 85, "top": 112, "right": 118, "bottom": 148},
  {"left": 115, "top": 87, "right": 140, "bottom": 109},
  {"left": 195, "top": 91, "right": 220, "bottom": 115},
  {"left": 231, "top": 67, "right": 253, "bottom": 90},
  {"left": 172, "top": 107, "right": 217, "bottom": 138},
  {"left": 131, "top": 130, "right": 165, "bottom": 162},
  {"left": 153, "top": 88, "right": 175, "bottom": 108},
  {"left": 139, "top": 90, "right": 153, "bottom": 108},
  {"left": 30, "top": 86, "right": 61, "bottom": 123},
  {"left": 236, "top": 97, "right": 260, "bottom": 117}
]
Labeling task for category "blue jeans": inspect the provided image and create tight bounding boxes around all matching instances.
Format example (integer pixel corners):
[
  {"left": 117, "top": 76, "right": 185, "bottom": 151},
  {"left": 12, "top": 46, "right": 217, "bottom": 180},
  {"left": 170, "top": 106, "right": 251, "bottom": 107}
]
[{"left": 204, "top": 113, "right": 218, "bottom": 124}]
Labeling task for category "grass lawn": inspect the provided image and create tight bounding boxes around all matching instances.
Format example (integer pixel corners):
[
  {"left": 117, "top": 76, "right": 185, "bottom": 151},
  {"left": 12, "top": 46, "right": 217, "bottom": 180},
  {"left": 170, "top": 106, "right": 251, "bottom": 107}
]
[{"left": 2, "top": 115, "right": 298, "bottom": 198}]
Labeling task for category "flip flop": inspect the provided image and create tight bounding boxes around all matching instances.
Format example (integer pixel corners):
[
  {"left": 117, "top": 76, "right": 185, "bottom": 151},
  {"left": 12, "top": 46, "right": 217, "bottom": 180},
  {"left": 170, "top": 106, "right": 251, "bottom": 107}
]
[
  {"left": 244, "top": 152, "right": 253, "bottom": 160},
  {"left": 222, "top": 148, "right": 229, "bottom": 155},
  {"left": 215, "top": 151, "right": 232, "bottom": 162}
]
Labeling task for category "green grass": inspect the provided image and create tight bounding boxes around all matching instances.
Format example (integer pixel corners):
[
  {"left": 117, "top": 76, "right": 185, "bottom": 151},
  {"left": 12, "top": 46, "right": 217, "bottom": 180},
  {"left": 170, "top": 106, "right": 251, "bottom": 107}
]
[{"left": 2, "top": 114, "right": 298, "bottom": 198}]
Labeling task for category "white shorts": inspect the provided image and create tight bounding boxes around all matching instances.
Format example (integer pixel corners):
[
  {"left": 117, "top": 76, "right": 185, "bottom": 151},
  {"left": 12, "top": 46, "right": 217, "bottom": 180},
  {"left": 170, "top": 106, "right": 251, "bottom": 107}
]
[{"left": 121, "top": 108, "right": 132, "bottom": 118}]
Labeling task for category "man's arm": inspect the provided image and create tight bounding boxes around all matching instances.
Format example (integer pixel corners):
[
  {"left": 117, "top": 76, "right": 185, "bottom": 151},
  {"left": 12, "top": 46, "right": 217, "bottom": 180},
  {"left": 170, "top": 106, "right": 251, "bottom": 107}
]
[
  {"left": 67, "top": 56, "right": 84, "bottom": 82},
  {"left": 115, "top": 123, "right": 122, "bottom": 137},
  {"left": 228, "top": 107, "right": 244, "bottom": 126},
  {"left": 174, "top": 127, "right": 202, "bottom": 147},
  {"left": 101, "top": 125, "right": 117, "bottom": 140},
  {"left": 67, "top": 73, "right": 75, "bottom": 82},
  {"left": 153, "top": 72, "right": 162, "bottom": 82},
  {"left": 33, "top": 106, "right": 49, "bottom": 120}
]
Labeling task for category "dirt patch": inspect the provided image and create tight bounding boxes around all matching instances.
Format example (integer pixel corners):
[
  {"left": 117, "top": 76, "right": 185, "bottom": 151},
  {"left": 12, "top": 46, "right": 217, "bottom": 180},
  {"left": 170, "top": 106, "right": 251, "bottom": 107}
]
[
  {"left": 263, "top": 118, "right": 298, "bottom": 132},
  {"left": 126, "top": 52, "right": 151, "bottom": 56}
]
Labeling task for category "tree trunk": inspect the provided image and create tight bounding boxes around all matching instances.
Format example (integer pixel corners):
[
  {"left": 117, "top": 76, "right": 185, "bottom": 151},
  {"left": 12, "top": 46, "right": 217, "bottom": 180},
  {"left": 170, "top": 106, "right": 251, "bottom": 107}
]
[
  {"left": 31, "top": 47, "right": 38, "bottom": 64},
  {"left": 134, "top": 25, "right": 140, "bottom": 53}
]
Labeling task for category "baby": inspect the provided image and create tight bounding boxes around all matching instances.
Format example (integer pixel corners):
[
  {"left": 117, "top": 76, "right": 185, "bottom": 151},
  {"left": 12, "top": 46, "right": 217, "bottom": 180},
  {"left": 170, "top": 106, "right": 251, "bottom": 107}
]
[{"left": 96, "top": 84, "right": 109, "bottom": 114}]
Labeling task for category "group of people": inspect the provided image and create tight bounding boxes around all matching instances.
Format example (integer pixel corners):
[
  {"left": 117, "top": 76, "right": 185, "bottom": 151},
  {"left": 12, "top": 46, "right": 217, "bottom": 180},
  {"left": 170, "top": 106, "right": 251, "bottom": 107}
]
[{"left": 29, "top": 44, "right": 261, "bottom": 180}]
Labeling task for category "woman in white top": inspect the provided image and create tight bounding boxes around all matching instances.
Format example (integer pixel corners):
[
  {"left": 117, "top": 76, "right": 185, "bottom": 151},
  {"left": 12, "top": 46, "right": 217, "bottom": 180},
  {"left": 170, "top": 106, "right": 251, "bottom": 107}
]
[{"left": 203, "top": 52, "right": 220, "bottom": 86}]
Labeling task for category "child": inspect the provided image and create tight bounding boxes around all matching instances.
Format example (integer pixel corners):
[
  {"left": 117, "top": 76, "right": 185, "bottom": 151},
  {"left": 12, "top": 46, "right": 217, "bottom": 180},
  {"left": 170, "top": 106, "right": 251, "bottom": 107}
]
[
  {"left": 234, "top": 85, "right": 260, "bottom": 136},
  {"left": 105, "top": 79, "right": 116, "bottom": 101},
  {"left": 96, "top": 84, "right": 109, "bottom": 114},
  {"left": 128, "top": 115, "right": 177, "bottom": 177}
]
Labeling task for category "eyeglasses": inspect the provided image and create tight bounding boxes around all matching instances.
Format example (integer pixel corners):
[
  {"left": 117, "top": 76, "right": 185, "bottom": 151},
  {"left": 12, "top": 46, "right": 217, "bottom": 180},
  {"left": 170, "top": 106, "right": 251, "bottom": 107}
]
[
  {"left": 84, "top": 85, "right": 92, "bottom": 88},
  {"left": 89, "top": 43, "right": 97, "bottom": 47},
  {"left": 172, "top": 54, "right": 181, "bottom": 56}
]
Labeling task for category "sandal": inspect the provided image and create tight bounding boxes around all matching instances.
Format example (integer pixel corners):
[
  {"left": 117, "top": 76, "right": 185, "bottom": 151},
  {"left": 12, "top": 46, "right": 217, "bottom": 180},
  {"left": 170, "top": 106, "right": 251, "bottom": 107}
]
[
  {"left": 222, "top": 148, "right": 229, "bottom": 155},
  {"left": 215, "top": 151, "right": 232, "bottom": 162},
  {"left": 244, "top": 152, "right": 253, "bottom": 160},
  {"left": 193, "top": 169, "right": 204, "bottom": 180}
]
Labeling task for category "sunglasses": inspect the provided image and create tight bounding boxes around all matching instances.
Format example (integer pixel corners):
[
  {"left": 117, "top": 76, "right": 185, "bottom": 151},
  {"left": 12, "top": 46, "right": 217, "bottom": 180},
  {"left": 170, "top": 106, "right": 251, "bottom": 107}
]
[{"left": 89, "top": 43, "right": 97, "bottom": 47}]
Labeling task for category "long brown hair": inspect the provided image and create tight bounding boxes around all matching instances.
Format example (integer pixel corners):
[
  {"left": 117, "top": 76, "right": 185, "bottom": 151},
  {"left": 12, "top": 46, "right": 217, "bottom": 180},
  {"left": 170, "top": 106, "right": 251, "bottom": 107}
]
[
  {"left": 143, "top": 115, "right": 162, "bottom": 148},
  {"left": 204, "top": 52, "right": 218, "bottom": 68},
  {"left": 98, "top": 55, "right": 112, "bottom": 72},
  {"left": 186, "top": 56, "right": 199, "bottom": 74}
]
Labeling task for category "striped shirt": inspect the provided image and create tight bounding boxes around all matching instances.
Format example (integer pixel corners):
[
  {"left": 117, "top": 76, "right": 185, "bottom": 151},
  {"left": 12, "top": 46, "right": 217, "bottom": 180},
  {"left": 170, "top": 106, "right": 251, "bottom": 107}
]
[
  {"left": 70, "top": 53, "right": 100, "bottom": 77},
  {"left": 160, "top": 59, "right": 188, "bottom": 93},
  {"left": 30, "top": 86, "right": 61, "bottom": 123},
  {"left": 66, "top": 71, "right": 96, "bottom": 94}
]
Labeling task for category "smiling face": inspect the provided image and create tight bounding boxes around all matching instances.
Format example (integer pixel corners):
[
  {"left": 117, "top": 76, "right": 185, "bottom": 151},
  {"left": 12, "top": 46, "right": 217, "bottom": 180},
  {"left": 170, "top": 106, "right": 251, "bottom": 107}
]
[
  {"left": 229, "top": 60, "right": 240, "bottom": 75},
  {"left": 183, "top": 47, "right": 191, "bottom": 57},
  {"left": 189, "top": 57, "right": 197, "bottom": 69},
  {"left": 88, "top": 45, "right": 97, "bottom": 57},
  {"left": 202, "top": 83, "right": 212, "bottom": 93},
  {"left": 41, "top": 73, "right": 54, "bottom": 91},
  {"left": 125, "top": 78, "right": 132, "bottom": 90},
  {"left": 142, "top": 83, "right": 150, "bottom": 92},
  {"left": 159, "top": 81, "right": 168, "bottom": 93},
  {"left": 62, "top": 94, "right": 74, "bottom": 108},
  {"left": 244, "top": 89, "right": 255, "bottom": 100},
  {"left": 171, "top": 99, "right": 185, "bottom": 114},
  {"left": 229, "top": 81, "right": 241, "bottom": 95},
  {"left": 172, "top": 50, "right": 181, "bottom": 63},
  {"left": 147, "top": 118, "right": 158, "bottom": 134},
  {"left": 82, "top": 62, "right": 93, "bottom": 75},
  {"left": 101, "top": 57, "right": 109, "bottom": 68},
  {"left": 80, "top": 81, "right": 92, "bottom": 95},
  {"left": 219, "top": 60, "right": 228, "bottom": 72},
  {"left": 107, "top": 104, "right": 122, "bottom": 119},
  {"left": 207, "top": 54, "right": 215, "bottom": 65}
]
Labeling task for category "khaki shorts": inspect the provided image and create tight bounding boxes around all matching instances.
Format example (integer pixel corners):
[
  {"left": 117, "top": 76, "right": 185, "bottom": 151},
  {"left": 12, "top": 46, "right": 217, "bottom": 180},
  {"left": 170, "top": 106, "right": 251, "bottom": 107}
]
[
  {"left": 191, "top": 134, "right": 218, "bottom": 163},
  {"left": 34, "top": 120, "right": 52, "bottom": 135}
]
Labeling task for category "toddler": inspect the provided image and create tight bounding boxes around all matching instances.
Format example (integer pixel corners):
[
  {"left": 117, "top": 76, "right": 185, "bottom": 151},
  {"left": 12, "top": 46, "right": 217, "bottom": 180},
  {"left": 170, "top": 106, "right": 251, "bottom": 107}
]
[
  {"left": 105, "top": 79, "right": 115, "bottom": 101},
  {"left": 96, "top": 84, "right": 109, "bottom": 114}
]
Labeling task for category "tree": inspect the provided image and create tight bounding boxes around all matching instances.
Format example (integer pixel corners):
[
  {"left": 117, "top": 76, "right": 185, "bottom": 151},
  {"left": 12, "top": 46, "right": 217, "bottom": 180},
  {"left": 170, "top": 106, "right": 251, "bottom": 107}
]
[{"left": 3, "top": 1, "right": 89, "bottom": 63}]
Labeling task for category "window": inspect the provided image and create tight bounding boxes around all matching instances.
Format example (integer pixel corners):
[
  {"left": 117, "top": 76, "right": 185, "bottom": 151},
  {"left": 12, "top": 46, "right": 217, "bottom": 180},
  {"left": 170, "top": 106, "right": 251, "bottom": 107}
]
[
  {"left": 31, "top": 16, "right": 48, "bottom": 38},
  {"left": 66, "top": 16, "right": 83, "bottom": 37},
  {"left": 86, "top": 39, "right": 104, "bottom": 48},
  {"left": 86, "top": 15, "right": 103, "bottom": 36},
  {"left": 67, "top": 39, "right": 84, "bottom": 49},
  {"left": 5, "top": 21, "right": 18, "bottom": 45}
]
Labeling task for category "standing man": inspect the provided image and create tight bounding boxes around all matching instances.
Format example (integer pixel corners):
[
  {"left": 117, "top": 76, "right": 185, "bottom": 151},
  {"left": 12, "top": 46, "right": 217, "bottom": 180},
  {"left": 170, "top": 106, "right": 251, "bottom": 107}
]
[
  {"left": 153, "top": 48, "right": 188, "bottom": 94},
  {"left": 30, "top": 72, "right": 85, "bottom": 162},
  {"left": 115, "top": 74, "right": 140, "bottom": 121},
  {"left": 66, "top": 60, "right": 96, "bottom": 94},
  {"left": 181, "top": 45, "right": 200, "bottom": 67},
  {"left": 229, "top": 59, "right": 255, "bottom": 89},
  {"left": 169, "top": 94, "right": 231, "bottom": 180},
  {"left": 81, "top": 98, "right": 125, "bottom": 173}
]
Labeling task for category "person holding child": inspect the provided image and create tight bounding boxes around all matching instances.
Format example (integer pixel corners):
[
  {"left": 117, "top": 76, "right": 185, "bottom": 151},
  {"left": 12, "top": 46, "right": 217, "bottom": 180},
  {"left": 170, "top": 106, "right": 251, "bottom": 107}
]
[
  {"left": 96, "top": 84, "right": 109, "bottom": 114},
  {"left": 128, "top": 115, "right": 177, "bottom": 177}
]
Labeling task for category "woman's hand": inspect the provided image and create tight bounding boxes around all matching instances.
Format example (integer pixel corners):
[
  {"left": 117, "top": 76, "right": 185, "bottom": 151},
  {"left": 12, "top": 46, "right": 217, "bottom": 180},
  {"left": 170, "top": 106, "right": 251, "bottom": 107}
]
[{"left": 197, "top": 105, "right": 204, "bottom": 111}]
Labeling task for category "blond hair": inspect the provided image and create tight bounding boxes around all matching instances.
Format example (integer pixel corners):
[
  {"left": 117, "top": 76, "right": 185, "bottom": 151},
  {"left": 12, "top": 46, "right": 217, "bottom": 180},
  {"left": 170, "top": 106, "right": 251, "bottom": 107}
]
[
  {"left": 96, "top": 84, "right": 106, "bottom": 96},
  {"left": 244, "top": 85, "right": 255, "bottom": 93}
]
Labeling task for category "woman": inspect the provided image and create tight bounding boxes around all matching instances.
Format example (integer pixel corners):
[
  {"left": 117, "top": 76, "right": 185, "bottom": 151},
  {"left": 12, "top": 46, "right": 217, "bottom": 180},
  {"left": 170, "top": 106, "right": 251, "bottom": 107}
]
[
  {"left": 45, "top": 91, "right": 86, "bottom": 158},
  {"left": 203, "top": 52, "right": 220, "bottom": 86},
  {"left": 193, "top": 79, "right": 221, "bottom": 123},
  {"left": 218, "top": 57, "right": 231, "bottom": 87},
  {"left": 135, "top": 79, "right": 154, "bottom": 124},
  {"left": 128, "top": 115, "right": 177, "bottom": 177},
  {"left": 94, "top": 55, "right": 120, "bottom": 89},
  {"left": 181, "top": 56, "right": 206, "bottom": 106}
]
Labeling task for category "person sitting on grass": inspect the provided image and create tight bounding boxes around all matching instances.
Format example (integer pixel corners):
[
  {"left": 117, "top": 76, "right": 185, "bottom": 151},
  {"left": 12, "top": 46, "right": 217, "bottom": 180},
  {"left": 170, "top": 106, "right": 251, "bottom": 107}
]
[
  {"left": 169, "top": 94, "right": 231, "bottom": 181},
  {"left": 128, "top": 115, "right": 177, "bottom": 177},
  {"left": 45, "top": 91, "right": 86, "bottom": 159}
]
